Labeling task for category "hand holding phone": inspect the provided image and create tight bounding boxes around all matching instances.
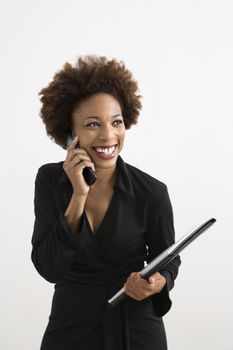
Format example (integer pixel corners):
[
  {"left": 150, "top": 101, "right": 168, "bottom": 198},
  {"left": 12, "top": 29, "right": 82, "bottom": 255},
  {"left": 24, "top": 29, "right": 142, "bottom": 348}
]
[{"left": 64, "top": 131, "right": 97, "bottom": 191}]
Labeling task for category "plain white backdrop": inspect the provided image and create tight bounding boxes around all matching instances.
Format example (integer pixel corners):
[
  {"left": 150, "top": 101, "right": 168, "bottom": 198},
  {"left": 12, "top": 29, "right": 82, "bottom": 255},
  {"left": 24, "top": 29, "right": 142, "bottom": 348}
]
[{"left": 1, "top": 0, "right": 232, "bottom": 349}]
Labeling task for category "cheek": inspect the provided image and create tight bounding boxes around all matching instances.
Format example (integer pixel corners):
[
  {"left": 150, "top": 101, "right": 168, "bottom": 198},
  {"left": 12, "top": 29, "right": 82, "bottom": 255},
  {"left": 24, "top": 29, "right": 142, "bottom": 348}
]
[
  {"left": 119, "top": 128, "right": 126, "bottom": 141},
  {"left": 118, "top": 131, "right": 125, "bottom": 150}
]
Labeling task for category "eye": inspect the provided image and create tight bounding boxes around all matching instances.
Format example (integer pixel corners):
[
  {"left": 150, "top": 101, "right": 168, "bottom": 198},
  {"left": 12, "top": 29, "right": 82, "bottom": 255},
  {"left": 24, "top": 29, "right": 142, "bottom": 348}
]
[
  {"left": 113, "top": 119, "right": 123, "bottom": 126},
  {"left": 86, "top": 122, "right": 99, "bottom": 128}
]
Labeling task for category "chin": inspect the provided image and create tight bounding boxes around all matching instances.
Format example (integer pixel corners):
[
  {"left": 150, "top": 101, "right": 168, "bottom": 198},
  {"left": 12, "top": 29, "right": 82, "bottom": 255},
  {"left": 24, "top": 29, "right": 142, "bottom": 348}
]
[{"left": 95, "top": 158, "right": 117, "bottom": 168}]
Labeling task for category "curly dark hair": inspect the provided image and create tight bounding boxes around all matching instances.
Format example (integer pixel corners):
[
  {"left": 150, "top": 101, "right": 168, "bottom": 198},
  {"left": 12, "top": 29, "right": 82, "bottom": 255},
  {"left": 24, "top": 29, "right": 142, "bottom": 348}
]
[{"left": 38, "top": 55, "right": 142, "bottom": 150}]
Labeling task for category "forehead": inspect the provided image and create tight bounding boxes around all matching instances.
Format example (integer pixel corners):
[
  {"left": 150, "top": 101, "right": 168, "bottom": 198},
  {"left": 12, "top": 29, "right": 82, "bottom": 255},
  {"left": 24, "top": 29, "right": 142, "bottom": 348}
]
[{"left": 73, "top": 93, "right": 122, "bottom": 118}]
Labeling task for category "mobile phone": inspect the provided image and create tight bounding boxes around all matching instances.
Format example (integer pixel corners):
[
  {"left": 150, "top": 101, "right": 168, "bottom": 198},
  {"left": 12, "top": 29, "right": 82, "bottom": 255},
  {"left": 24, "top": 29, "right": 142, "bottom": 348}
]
[{"left": 67, "top": 130, "right": 97, "bottom": 186}]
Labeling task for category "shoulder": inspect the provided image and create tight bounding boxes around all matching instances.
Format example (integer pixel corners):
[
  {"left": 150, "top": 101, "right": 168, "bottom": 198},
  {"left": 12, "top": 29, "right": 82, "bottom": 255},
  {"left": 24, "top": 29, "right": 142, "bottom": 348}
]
[
  {"left": 125, "top": 161, "right": 168, "bottom": 204},
  {"left": 36, "top": 161, "right": 64, "bottom": 184}
]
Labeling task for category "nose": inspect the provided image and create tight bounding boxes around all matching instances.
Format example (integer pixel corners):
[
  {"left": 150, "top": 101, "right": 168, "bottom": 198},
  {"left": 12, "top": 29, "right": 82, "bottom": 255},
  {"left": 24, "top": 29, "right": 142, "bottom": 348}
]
[{"left": 98, "top": 123, "right": 115, "bottom": 142}]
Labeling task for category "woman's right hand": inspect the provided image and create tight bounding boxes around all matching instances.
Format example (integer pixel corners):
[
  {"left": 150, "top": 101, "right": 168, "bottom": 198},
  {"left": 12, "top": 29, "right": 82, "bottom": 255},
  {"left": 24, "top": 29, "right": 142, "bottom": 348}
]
[{"left": 63, "top": 135, "right": 95, "bottom": 197}]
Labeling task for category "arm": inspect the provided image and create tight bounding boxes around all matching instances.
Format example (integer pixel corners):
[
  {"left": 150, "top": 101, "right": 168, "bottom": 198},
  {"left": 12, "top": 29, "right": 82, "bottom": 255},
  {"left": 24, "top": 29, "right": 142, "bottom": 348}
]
[
  {"left": 31, "top": 165, "right": 89, "bottom": 283},
  {"left": 145, "top": 185, "right": 181, "bottom": 316}
]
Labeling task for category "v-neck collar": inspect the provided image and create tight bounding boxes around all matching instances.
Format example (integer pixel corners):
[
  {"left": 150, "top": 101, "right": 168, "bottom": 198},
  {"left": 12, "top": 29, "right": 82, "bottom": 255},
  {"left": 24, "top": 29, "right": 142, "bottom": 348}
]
[
  {"left": 114, "top": 156, "right": 135, "bottom": 198},
  {"left": 59, "top": 155, "right": 136, "bottom": 199},
  {"left": 84, "top": 190, "right": 117, "bottom": 236}
]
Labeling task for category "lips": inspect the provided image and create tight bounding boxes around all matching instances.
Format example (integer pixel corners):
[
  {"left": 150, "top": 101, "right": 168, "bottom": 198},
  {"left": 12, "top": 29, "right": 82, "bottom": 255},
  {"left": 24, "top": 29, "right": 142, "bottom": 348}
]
[
  {"left": 93, "top": 144, "right": 117, "bottom": 149},
  {"left": 92, "top": 144, "right": 117, "bottom": 159},
  {"left": 92, "top": 144, "right": 117, "bottom": 154}
]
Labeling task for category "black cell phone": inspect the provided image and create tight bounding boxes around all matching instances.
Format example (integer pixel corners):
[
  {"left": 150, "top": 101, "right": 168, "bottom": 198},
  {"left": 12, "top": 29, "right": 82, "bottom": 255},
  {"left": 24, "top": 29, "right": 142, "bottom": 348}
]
[{"left": 67, "top": 130, "right": 97, "bottom": 186}]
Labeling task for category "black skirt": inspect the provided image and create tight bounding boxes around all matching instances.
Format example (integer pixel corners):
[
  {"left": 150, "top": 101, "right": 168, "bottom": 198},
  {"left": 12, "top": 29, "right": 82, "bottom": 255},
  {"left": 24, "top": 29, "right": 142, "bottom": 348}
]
[{"left": 40, "top": 282, "right": 167, "bottom": 350}]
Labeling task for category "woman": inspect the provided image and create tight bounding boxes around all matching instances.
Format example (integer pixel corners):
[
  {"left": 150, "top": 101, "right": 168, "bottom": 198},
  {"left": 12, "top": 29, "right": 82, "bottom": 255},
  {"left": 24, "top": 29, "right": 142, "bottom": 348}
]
[{"left": 31, "top": 55, "right": 181, "bottom": 350}]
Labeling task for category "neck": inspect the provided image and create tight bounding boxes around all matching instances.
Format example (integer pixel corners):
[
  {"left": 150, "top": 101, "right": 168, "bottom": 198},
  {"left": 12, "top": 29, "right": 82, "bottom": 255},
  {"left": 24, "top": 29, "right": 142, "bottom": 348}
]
[{"left": 90, "top": 164, "right": 117, "bottom": 190}]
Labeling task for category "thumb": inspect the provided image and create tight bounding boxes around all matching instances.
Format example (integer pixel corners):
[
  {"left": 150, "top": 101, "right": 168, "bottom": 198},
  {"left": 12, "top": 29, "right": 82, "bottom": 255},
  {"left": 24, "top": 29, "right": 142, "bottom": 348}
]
[{"left": 149, "top": 276, "right": 154, "bottom": 284}]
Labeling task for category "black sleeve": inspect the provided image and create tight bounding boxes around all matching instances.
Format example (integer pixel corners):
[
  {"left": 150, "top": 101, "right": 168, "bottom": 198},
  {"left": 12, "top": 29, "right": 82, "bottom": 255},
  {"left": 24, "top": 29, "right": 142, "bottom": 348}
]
[
  {"left": 145, "top": 185, "right": 181, "bottom": 317},
  {"left": 31, "top": 165, "right": 90, "bottom": 283}
]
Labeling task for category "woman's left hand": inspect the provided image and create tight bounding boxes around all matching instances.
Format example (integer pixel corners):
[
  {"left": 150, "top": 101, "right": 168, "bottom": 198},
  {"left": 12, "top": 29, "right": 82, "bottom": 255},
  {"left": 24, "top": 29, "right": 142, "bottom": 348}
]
[{"left": 124, "top": 272, "right": 166, "bottom": 301}]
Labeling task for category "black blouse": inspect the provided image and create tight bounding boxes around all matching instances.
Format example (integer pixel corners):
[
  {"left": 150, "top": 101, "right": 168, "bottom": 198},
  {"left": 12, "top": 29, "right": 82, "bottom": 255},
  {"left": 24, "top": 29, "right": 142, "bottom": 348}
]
[{"left": 31, "top": 155, "right": 181, "bottom": 349}]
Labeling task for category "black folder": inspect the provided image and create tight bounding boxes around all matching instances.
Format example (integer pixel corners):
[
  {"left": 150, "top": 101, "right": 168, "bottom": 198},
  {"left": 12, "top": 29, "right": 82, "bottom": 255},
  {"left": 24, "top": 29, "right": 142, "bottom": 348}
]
[{"left": 108, "top": 218, "right": 216, "bottom": 306}]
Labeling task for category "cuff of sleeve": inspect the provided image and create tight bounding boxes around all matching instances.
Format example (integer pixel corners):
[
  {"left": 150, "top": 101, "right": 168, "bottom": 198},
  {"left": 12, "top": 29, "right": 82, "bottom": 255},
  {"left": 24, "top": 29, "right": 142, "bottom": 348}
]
[
  {"left": 160, "top": 270, "right": 174, "bottom": 291},
  {"left": 150, "top": 271, "right": 173, "bottom": 317},
  {"left": 59, "top": 212, "right": 89, "bottom": 251},
  {"left": 150, "top": 284, "right": 172, "bottom": 317}
]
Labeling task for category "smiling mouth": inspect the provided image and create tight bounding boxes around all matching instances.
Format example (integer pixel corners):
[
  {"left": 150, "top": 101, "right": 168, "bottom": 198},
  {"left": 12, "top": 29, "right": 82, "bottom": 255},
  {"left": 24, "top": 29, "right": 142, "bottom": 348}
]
[{"left": 92, "top": 144, "right": 117, "bottom": 155}]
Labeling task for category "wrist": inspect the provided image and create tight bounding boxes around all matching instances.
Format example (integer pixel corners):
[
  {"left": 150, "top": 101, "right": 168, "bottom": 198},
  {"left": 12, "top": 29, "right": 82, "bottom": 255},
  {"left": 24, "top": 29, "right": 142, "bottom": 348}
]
[{"left": 72, "top": 192, "right": 88, "bottom": 202}]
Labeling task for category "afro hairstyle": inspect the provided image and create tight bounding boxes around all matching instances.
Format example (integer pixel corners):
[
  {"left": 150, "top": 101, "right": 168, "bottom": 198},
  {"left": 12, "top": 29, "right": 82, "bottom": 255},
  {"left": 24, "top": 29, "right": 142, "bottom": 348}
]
[{"left": 38, "top": 55, "right": 142, "bottom": 149}]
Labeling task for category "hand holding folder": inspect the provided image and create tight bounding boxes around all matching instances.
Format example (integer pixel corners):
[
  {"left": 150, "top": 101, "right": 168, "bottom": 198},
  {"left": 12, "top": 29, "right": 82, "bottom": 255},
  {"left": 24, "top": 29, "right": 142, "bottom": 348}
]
[{"left": 108, "top": 218, "right": 216, "bottom": 306}]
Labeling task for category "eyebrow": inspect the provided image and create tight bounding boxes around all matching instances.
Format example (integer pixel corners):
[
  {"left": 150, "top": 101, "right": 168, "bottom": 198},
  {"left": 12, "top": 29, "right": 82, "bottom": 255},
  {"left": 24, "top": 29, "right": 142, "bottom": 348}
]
[{"left": 84, "top": 113, "right": 122, "bottom": 121}]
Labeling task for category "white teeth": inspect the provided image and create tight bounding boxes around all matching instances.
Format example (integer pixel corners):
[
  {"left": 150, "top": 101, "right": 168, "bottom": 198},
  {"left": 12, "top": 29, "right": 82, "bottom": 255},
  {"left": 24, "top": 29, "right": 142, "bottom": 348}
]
[{"left": 95, "top": 145, "right": 116, "bottom": 154}]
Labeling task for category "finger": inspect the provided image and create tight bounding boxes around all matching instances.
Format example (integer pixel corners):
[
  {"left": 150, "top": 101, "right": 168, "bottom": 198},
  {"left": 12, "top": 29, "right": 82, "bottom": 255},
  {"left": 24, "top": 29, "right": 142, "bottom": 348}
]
[
  {"left": 124, "top": 283, "right": 142, "bottom": 301},
  {"left": 126, "top": 272, "right": 165, "bottom": 296},
  {"left": 126, "top": 277, "right": 149, "bottom": 296},
  {"left": 127, "top": 278, "right": 159, "bottom": 298},
  {"left": 68, "top": 135, "right": 79, "bottom": 150},
  {"left": 126, "top": 280, "right": 141, "bottom": 295},
  {"left": 126, "top": 274, "right": 148, "bottom": 293},
  {"left": 69, "top": 154, "right": 92, "bottom": 168},
  {"left": 144, "top": 275, "right": 162, "bottom": 290},
  {"left": 126, "top": 274, "right": 140, "bottom": 290},
  {"left": 129, "top": 276, "right": 155, "bottom": 293},
  {"left": 130, "top": 281, "right": 153, "bottom": 296},
  {"left": 126, "top": 281, "right": 151, "bottom": 300},
  {"left": 149, "top": 272, "right": 161, "bottom": 284},
  {"left": 71, "top": 159, "right": 95, "bottom": 172},
  {"left": 128, "top": 273, "right": 148, "bottom": 288},
  {"left": 65, "top": 141, "right": 78, "bottom": 162},
  {"left": 128, "top": 272, "right": 141, "bottom": 282},
  {"left": 148, "top": 276, "right": 155, "bottom": 284},
  {"left": 77, "top": 160, "right": 96, "bottom": 173},
  {"left": 66, "top": 148, "right": 89, "bottom": 163}
]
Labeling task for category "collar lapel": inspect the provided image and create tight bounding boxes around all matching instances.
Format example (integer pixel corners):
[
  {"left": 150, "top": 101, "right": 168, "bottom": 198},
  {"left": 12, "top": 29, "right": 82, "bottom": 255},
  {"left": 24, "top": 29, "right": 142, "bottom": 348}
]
[{"left": 58, "top": 155, "right": 135, "bottom": 199}]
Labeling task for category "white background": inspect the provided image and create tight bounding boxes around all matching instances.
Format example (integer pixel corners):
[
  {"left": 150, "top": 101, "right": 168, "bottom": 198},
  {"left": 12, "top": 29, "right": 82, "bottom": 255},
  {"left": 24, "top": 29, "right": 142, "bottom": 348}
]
[{"left": 1, "top": 1, "right": 232, "bottom": 349}]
